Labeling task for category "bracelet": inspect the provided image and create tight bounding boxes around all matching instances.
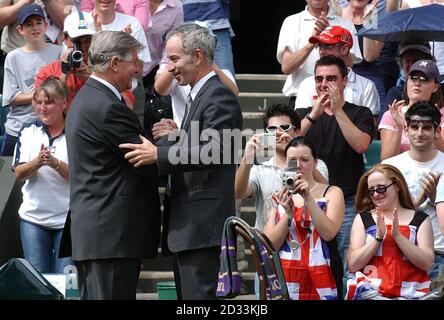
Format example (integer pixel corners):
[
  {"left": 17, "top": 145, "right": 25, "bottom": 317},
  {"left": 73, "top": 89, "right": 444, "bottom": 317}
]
[
  {"left": 374, "top": 236, "right": 383, "bottom": 242},
  {"left": 54, "top": 159, "right": 61, "bottom": 171},
  {"left": 305, "top": 114, "right": 316, "bottom": 124}
]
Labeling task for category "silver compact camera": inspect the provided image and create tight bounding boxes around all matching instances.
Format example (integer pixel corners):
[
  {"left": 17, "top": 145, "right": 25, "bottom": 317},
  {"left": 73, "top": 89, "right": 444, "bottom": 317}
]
[
  {"left": 281, "top": 171, "right": 297, "bottom": 189},
  {"left": 261, "top": 132, "right": 276, "bottom": 147}
]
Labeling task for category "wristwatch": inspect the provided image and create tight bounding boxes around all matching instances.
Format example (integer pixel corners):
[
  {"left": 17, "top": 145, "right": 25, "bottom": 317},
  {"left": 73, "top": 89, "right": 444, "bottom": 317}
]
[
  {"left": 374, "top": 236, "right": 383, "bottom": 242},
  {"left": 305, "top": 114, "right": 316, "bottom": 124}
]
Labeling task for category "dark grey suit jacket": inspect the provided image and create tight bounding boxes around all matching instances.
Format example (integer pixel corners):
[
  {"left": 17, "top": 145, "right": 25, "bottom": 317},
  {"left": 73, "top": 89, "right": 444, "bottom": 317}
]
[
  {"left": 157, "top": 75, "right": 243, "bottom": 252},
  {"left": 65, "top": 77, "right": 160, "bottom": 261}
]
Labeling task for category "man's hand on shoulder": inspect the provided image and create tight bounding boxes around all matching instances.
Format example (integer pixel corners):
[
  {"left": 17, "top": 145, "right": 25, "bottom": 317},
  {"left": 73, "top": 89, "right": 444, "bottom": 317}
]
[{"left": 119, "top": 135, "right": 158, "bottom": 167}]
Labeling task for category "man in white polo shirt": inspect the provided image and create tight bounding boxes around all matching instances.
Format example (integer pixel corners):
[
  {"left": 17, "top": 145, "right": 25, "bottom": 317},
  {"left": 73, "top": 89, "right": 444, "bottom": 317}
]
[
  {"left": 276, "top": 0, "right": 362, "bottom": 107},
  {"left": 295, "top": 25, "right": 380, "bottom": 126}
]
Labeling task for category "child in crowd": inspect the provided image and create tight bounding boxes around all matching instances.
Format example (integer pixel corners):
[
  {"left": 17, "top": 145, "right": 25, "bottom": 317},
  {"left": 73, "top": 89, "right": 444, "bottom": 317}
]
[{"left": 1, "top": 4, "right": 61, "bottom": 156}]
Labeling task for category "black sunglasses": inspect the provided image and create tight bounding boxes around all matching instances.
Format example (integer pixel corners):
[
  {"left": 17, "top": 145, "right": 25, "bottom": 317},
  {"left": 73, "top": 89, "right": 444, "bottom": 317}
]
[
  {"left": 408, "top": 74, "right": 433, "bottom": 83},
  {"left": 314, "top": 75, "right": 338, "bottom": 83},
  {"left": 317, "top": 43, "right": 342, "bottom": 49},
  {"left": 266, "top": 124, "right": 294, "bottom": 133},
  {"left": 407, "top": 119, "right": 437, "bottom": 131},
  {"left": 367, "top": 182, "right": 395, "bottom": 196}
]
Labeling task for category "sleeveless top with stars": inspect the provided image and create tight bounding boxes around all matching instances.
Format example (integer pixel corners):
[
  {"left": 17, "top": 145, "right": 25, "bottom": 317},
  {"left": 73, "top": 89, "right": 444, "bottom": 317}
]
[
  {"left": 273, "top": 186, "right": 342, "bottom": 300},
  {"left": 346, "top": 211, "right": 431, "bottom": 300}
]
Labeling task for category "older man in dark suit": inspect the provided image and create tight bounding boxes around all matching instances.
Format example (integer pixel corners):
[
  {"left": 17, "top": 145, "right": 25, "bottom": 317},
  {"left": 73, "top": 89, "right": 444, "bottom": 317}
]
[
  {"left": 65, "top": 31, "right": 160, "bottom": 300},
  {"left": 120, "top": 23, "right": 243, "bottom": 299}
]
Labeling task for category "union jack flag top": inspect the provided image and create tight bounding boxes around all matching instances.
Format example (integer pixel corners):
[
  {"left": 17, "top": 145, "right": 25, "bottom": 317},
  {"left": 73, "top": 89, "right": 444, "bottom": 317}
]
[
  {"left": 273, "top": 195, "right": 339, "bottom": 300},
  {"left": 346, "top": 211, "right": 431, "bottom": 300}
]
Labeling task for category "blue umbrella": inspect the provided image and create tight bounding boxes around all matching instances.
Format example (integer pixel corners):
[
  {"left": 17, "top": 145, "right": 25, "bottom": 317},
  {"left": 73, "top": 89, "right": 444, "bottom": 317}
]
[{"left": 357, "top": 4, "right": 444, "bottom": 42}]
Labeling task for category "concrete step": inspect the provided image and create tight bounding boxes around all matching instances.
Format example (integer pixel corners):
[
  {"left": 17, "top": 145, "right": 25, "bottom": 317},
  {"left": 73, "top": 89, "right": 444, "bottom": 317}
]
[
  {"left": 242, "top": 116, "right": 263, "bottom": 131},
  {"left": 140, "top": 270, "right": 256, "bottom": 281},
  {"left": 136, "top": 292, "right": 257, "bottom": 300},
  {"left": 236, "top": 74, "right": 286, "bottom": 93},
  {"left": 138, "top": 270, "right": 257, "bottom": 295},
  {"left": 238, "top": 92, "right": 288, "bottom": 113}
]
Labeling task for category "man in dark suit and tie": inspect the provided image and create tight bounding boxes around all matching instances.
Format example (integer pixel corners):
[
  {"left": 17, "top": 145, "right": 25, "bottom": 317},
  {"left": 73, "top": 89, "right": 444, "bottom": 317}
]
[
  {"left": 65, "top": 31, "right": 161, "bottom": 300},
  {"left": 120, "top": 23, "right": 243, "bottom": 299}
]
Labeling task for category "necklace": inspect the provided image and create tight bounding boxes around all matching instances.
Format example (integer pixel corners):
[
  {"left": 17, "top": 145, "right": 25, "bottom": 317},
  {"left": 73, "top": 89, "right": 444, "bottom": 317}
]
[
  {"left": 309, "top": 183, "right": 318, "bottom": 193},
  {"left": 288, "top": 205, "right": 312, "bottom": 251}
]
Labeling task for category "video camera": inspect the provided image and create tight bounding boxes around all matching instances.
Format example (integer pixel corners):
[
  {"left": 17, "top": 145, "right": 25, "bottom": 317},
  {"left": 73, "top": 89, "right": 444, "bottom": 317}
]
[{"left": 67, "top": 44, "right": 83, "bottom": 69}]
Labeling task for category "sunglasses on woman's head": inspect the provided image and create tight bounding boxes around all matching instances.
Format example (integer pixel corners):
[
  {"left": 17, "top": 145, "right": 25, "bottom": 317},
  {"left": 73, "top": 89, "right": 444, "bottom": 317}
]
[{"left": 367, "top": 182, "right": 395, "bottom": 196}]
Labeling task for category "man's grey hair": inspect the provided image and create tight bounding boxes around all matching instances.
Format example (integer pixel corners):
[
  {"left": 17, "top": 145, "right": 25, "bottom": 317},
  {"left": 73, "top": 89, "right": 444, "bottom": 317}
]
[
  {"left": 166, "top": 23, "right": 216, "bottom": 65},
  {"left": 89, "top": 31, "right": 143, "bottom": 73}
]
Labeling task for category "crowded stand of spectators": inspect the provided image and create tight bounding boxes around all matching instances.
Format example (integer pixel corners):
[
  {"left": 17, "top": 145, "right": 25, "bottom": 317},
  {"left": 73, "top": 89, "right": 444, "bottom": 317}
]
[{"left": 0, "top": 0, "right": 443, "bottom": 300}]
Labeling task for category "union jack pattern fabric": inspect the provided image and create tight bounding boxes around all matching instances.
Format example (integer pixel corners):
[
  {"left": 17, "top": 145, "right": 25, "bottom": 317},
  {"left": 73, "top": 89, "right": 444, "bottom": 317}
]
[
  {"left": 273, "top": 195, "right": 338, "bottom": 300},
  {"left": 346, "top": 212, "right": 431, "bottom": 299}
]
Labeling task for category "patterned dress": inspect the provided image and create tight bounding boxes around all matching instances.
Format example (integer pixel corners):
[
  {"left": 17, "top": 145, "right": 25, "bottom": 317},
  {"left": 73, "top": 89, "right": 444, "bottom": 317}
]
[
  {"left": 273, "top": 194, "right": 341, "bottom": 300},
  {"left": 346, "top": 211, "right": 431, "bottom": 299}
]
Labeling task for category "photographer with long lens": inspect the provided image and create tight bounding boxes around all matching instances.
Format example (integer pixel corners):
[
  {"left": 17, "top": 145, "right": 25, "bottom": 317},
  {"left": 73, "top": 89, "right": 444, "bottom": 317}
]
[
  {"left": 35, "top": 9, "right": 95, "bottom": 110},
  {"left": 263, "top": 136, "right": 345, "bottom": 300}
]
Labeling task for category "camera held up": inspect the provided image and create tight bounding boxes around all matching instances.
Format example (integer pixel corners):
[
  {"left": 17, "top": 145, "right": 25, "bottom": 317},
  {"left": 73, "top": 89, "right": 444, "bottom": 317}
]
[
  {"left": 67, "top": 44, "right": 83, "bottom": 69},
  {"left": 281, "top": 171, "right": 297, "bottom": 189},
  {"left": 281, "top": 159, "right": 298, "bottom": 189}
]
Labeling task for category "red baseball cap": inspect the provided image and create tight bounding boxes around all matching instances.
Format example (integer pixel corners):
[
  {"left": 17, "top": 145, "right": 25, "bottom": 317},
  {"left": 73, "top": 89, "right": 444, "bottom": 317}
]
[{"left": 309, "top": 26, "right": 353, "bottom": 47}]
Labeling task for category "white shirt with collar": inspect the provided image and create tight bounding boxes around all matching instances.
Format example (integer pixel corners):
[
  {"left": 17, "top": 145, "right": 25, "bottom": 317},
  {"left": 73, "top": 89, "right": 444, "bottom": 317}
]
[
  {"left": 276, "top": 5, "right": 362, "bottom": 97},
  {"left": 90, "top": 75, "right": 122, "bottom": 101},
  {"left": 294, "top": 68, "right": 380, "bottom": 115},
  {"left": 161, "top": 69, "right": 234, "bottom": 127},
  {"left": 189, "top": 70, "right": 216, "bottom": 100}
]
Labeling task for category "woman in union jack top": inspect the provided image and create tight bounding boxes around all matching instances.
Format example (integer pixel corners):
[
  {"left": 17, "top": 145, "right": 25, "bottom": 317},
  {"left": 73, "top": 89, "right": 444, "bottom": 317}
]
[
  {"left": 346, "top": 164, "right": 434, "bottom": 299},
  {"left": 264, "top": 137, "right": 345, "bottom": 300}
]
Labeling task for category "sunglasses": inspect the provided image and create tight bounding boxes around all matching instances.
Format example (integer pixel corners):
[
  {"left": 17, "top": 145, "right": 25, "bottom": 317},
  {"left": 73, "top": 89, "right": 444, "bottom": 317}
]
[
  {"left": 266, "top": 124, "right": 294, "bottom": 133},
  {"left": 367, "top": 182, "right": 395, "bottom": 196},
  {"left": 408, "top": 74, "right": 433, "bottom": 83},
  {"left": 407, "top": 120, "right": 435, "bottom": 131},
  {"left": 314, "top": 75, "right": 338, "bottom": 83},
  {"left": 317, "top": 43, "right": 342, "bottom": 49}
]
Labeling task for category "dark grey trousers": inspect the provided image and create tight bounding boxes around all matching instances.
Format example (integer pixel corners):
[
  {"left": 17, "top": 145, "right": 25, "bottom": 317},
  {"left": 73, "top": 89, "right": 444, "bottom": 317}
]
[
  {"left": 175, "top": 246, "right": 220, "bottom": 300},
  {"left": 75, "top": 258, "right": 141, "bottom": 300}
]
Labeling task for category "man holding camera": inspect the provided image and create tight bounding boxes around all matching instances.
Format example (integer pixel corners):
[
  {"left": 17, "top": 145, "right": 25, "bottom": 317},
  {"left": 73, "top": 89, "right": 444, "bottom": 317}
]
[
  {"left": 235, "top": 103, "right": 329, "bottom": 233},
  {"left": 235, "top": 103, "right": 329, "bottom": 297},
  {"left": 35, "top": 9, "right": 94, "bottom": 110}
]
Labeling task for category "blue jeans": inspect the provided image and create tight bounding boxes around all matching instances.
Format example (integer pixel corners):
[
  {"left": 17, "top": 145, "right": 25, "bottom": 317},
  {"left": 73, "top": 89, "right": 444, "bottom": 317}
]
[
  {"left": 0, "top": 132, "right": 17, "bottom": 156},
  {"left": 20, "top": 220, "right": 73, "bottom": 274},
  {"left": 213, "top": 28, "right": 235, "bottom": 76},
  {"left": 429, "top": 252, "right": 444, "bottom": 279},
  {"left": 336, "top": 195, "right": 356, "bottom": 278}
]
